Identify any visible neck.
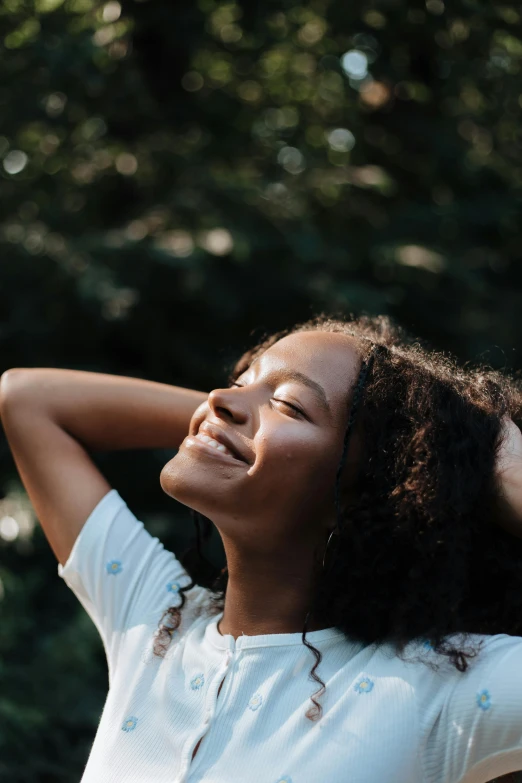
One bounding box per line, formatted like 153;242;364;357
216;543;328;640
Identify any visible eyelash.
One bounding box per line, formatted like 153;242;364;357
230;382;303;416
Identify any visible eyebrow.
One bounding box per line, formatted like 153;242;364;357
249;360;332;417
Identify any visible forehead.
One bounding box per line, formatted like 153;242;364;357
255;330;363;409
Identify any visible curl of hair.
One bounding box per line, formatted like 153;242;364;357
154;313;522;722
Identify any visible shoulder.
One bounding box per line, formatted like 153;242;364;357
365;633;521;711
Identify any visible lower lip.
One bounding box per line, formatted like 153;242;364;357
183;436;247;466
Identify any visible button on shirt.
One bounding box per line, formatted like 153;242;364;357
58;489;522;783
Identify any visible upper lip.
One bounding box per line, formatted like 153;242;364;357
197;422;251;464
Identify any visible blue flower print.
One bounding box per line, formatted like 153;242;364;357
477;689;491;711
122;715;138;732
275;777;293;783
106;559;123;575
166;580;181;594
248;693;263;711
191;673;205;690
354;675;374;694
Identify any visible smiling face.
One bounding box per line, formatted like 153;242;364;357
160;330;363;555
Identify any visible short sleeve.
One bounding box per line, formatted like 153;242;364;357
57;489;207;673
424;635;522;782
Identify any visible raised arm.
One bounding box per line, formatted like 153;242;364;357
0;368;206;565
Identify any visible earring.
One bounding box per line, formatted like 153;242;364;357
322;528;339;570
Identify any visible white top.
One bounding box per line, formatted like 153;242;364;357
58;489;522;783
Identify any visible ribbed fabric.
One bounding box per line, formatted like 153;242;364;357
58;489;522;783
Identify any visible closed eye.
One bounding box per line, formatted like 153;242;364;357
271;399;303;416
230;382;304;417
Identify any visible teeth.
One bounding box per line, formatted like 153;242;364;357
196;432;232;456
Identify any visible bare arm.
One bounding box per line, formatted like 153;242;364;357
0;368;207;565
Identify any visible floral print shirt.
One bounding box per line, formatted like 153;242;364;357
58;489;522;783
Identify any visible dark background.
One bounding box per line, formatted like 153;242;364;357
1;0;522;780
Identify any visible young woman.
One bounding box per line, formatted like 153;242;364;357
2;313;522;783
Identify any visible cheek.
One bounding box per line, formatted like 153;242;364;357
253;424;337;489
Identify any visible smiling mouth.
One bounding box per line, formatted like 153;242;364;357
195;432;235;456
185;433;247;464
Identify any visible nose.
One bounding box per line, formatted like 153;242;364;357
207;387;249;424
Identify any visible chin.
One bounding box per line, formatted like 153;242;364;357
158;452;219;517
160;452;194;502
160;453;252;537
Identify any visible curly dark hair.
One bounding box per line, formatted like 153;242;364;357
153;312;522;722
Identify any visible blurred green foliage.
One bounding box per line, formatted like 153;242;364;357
1;0;522;779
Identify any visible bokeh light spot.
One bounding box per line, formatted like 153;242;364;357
341;50;368;80
326;128;355;152
44;92;67;117
277;146;305;174
426;0;445;15
199;228;234;255
115;153;138;175
155;230;194;257
102;1;121;22
396;245;445;273
0;516;19;542
360;81;391;108
3;150;28;175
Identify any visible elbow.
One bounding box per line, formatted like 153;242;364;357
0;368;36;415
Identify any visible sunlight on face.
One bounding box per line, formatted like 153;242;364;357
160;331;363;553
